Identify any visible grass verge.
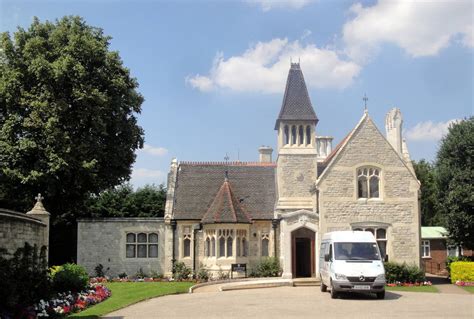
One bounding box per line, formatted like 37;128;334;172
385;285;438;293
461;286;474;293
68;282;194;318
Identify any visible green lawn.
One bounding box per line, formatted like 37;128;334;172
385;285;438;293
68;282;194;318
461;286;474;293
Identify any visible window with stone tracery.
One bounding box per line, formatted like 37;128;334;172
236;230;248;257
261;233;270;257
357;167;380;199
182;226;191;258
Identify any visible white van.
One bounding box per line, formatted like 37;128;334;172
319;231;386;299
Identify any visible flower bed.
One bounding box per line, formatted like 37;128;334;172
455;280;474;287
31;283;111;318
386;281;432;287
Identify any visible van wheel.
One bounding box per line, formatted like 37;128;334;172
330;280;338;299
320;278;327;292
376;291;385;299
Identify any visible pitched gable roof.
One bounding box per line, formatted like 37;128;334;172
201;178;252;224
172;162;276;220
317;112;419;185
275;63;318;129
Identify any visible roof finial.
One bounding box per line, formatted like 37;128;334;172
35;193;44;203
224;153;230;181
363;94;368;113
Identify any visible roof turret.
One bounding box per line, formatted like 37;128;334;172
275;62;318;129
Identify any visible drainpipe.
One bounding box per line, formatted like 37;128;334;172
272;219;280;258
171;219;177;275
192;223;203;278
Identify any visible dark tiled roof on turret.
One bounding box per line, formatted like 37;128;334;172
201;177;252;224
275;63;318;129
172;162;276;221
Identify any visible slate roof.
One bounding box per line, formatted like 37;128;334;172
172;162;276;221
201;178;252;224
275;63;318;129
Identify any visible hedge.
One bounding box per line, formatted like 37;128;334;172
450;261;474;283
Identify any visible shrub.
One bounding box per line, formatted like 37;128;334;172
384;262;425;283
197;266;211;281
217;267;229;280
134;267;148;279
250;257;281;277
446;256;474;277
118;272;128;279
450;261;474;283
173;262;192;281
0;243;50;313
94;263;109;277
52;263;89;293
150;270;164;279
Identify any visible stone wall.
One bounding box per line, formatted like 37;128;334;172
277;154;317;198
318;116;421;266
77;218;166;277
0;209;48;254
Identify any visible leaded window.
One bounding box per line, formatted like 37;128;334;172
357;167;380;198
125;232;158;258
261;233;270;257
183;226;192;258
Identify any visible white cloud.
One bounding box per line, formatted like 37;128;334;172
131;168;166;187
246;0;314;11
343;0;474;62
186;38;361;93
139;144;168;156
405;119;458;142
301;29;312;40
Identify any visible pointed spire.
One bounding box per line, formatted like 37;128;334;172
275;62;318;130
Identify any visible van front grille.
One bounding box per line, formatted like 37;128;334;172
347;276;376;283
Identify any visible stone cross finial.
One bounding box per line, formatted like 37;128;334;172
363;94;368;112
35;193;44;202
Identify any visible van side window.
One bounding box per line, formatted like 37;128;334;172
328;244;333;261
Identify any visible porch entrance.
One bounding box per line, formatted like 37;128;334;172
291;227;315;278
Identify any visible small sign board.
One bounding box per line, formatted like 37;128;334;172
231;263;247;278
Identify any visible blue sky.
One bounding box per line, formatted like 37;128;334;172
1;0;472;187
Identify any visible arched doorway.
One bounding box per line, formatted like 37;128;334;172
291;227;315;278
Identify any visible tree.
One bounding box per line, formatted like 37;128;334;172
412;159;441;226
0;16;144;263
436;117;473;250
85;184;166;218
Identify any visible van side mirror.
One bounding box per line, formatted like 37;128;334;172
324;253;330;262
384;254;389;262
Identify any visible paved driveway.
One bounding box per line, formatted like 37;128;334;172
104;286;473;319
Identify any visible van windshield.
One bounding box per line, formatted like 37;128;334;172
334;242;380;261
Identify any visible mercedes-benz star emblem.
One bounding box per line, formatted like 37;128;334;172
359;275;365;281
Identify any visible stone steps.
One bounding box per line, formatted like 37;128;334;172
292;278;321;287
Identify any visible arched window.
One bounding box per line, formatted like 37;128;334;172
236;237;241;257
227;237;233;257
357;167;380;198
261;237;269;257
182;226;192;258
148;233;158;258
183;238;191;257
205;237;211;257
211;237;216;257
137;233;147;258
291;125;297;145
242;238;247;257
219;237;226;257
298;125;304;145
306;126;311;146
126;233;136;258
284;125;289;145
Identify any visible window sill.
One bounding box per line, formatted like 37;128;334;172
422;256;432;259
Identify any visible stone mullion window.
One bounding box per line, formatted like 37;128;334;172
182;226;192;258
261;233;270;257
357;167;380;199
125;232;158;258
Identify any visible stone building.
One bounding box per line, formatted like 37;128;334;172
77;63;421;278
0;194;50;261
